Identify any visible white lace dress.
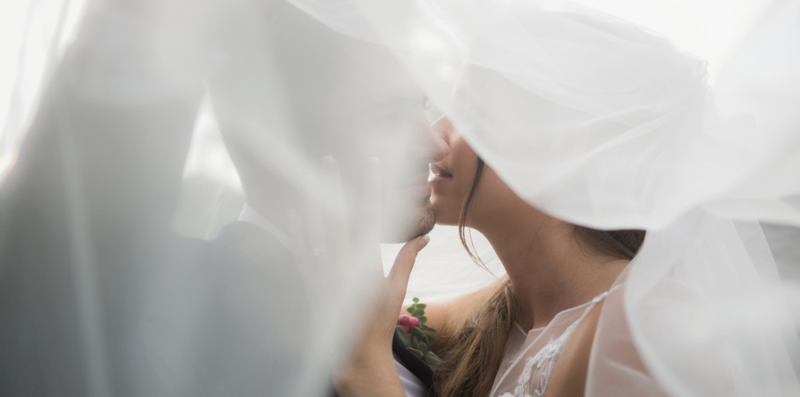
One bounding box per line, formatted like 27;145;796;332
489;292;610;397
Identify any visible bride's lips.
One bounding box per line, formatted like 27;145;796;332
429;163;453;183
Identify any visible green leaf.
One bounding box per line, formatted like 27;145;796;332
422;351;441;370
413;297;420;303
424;351;442;364
409;348;424;358
416;303;426;309
406;307;415;315
425;334;438;346
413;310;424;318
411;327;425;339
411;336;419;350
419;342;429;354
420;316;428;324
395;326;412;346
421;325;437;333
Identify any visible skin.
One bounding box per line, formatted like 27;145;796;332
98;3;618;395
214;40;448;243
429;116;628;395
343;116;629;396
325;46;448;241
280;52;448;396
205;15;449;396
427;116;628;329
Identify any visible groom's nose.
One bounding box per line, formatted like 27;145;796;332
413;121;449;163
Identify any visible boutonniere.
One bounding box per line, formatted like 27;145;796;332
395;297;442;369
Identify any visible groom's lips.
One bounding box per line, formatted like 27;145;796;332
408;172;432;198
429;163;452;183
410;181;433;198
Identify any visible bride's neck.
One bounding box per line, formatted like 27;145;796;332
475;207;627;331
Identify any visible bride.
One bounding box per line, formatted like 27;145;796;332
328;1;800;396
424;116;645;397
2;0;795;395
337;114;649;397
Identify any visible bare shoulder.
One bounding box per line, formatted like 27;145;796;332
545;300;605;397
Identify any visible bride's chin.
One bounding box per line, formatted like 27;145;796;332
430;198;460;226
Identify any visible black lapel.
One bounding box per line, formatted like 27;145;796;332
392;332;435;392
216;221;436;396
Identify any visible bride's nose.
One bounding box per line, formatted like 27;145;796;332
413;117;450;163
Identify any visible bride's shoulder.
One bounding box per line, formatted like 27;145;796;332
545;299;606;397
406;282;499;339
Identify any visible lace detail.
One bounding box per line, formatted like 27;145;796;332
500;292;608;397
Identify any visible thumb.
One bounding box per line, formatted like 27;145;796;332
388;235;430;285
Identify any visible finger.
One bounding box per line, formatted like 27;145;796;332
387;235;430;291
288;209;313;287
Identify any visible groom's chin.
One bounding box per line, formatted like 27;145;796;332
379;203;436;243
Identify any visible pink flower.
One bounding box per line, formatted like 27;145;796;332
398;315;411;333
409;317;420;329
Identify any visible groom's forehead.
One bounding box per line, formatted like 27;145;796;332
260;0;424;121
272;35;420;114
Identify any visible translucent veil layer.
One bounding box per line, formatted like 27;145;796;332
1;1;799;397
0;0;435;395
288;0;800;395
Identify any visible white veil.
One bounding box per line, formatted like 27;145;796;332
1;0;799;396
288;0;800;395
0;0;432;395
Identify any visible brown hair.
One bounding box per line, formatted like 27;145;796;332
433;158;645;397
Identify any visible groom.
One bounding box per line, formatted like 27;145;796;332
0;0;444;396
207;1;448;396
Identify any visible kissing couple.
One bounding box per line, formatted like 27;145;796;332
203;5;647;397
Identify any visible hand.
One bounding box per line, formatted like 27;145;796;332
288;156;430;396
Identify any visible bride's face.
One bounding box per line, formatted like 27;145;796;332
429;116;518;227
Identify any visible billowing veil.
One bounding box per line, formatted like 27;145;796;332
1;1;799;397
287;0;800;396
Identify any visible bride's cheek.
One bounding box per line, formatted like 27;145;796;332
430;191;458;225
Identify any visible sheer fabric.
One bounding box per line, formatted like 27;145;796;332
290;0;800;395
0;0;430;395
1;0;799;396
491;292;610;397
0;0;87;183
290;0;800;230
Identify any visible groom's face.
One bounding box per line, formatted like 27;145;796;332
324;45;449;243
